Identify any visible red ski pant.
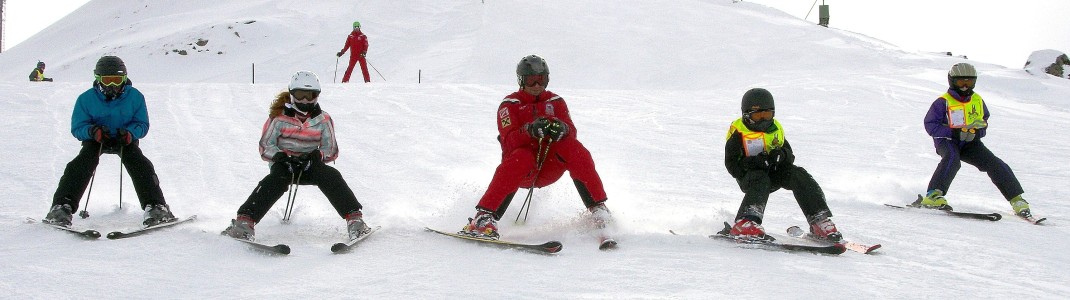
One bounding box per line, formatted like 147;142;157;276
342;56;370;83
477;138;607;214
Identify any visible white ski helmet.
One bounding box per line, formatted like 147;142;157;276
288;70;321;92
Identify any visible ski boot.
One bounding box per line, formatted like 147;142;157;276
461;209;499;240
917;189;950;210
221;215;256;241
43;204;74;227
345;211;372;240
729;218;768;241
1010;195;1032;219
809;217;842;242
588;203;613;229
143;204;177;227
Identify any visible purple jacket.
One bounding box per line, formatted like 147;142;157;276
923;89;990;147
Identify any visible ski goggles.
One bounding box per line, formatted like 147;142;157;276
953;77;976;89
745;109;774;121
521;74;548;87
96;75;127;87
290;89;320;102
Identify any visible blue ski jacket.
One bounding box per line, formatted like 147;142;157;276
70;83;150;141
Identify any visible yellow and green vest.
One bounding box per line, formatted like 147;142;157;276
941;93;984;129
726;118;785;157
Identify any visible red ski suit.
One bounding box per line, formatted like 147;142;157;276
339;29;370;83
476;90;608;213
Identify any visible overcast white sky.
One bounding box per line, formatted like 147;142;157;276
2;0;1068;68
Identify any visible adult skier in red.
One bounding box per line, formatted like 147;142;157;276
336;21;370;83
460;55;612;240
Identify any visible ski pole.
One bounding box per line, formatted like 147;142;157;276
333;56;340;83
118;144;124;210
515;138;552;224
283;169;304;223
78;143;105;219
368;60;386;81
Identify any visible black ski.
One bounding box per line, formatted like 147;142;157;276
710;222;846;255
885;201;1001;221
598;236;618;250
28;217;101;239
786;226;881;254
231;237;291;255
331;226;381;253
425;227;563;254
106;215;198;239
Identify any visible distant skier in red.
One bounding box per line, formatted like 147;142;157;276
336;21;370;83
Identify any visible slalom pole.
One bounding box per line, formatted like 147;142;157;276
515;138;552;224
333;56;340;83
78;143;105;219
368;60;386;81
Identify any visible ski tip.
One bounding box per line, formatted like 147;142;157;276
105;231;123;239
85;230;103;239
541;241;564;253
864;244;883;254
330;243;348;253
599;239;618;251
988;213;1003;221
274;245;291;255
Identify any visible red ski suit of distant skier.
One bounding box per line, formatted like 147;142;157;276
339;29;370;83
476;90;608;212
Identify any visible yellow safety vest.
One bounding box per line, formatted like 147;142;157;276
941;93;984;129
726;118;785;157
33;70;44;81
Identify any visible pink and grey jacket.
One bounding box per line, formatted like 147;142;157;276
259;109;339;166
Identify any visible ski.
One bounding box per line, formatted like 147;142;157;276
425;227;563;254
598;236;618;250
28;217;101;239
331;226;381;253
231;237;291;255
106;215;198;239
885;200;1002;221
786;226;881;254
1017;214;1047;225
709;222;846;255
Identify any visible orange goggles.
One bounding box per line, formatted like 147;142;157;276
522;74;548;87
954;77;975;88
96;75;127;87
746;109;774;121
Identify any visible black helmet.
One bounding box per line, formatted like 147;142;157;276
94;56;127;76
946;63;977;97
516;55;549;86
741;88;775;131
37;61;46;69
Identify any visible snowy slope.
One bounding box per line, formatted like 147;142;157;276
2;0;1070;298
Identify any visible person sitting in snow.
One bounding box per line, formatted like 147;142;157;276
222;70;372;241
43;56;177;227
724;88;841;242
460;55;612;240
29;61;53;82
916;63;1035;219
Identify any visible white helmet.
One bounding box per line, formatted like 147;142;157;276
288;70;321;92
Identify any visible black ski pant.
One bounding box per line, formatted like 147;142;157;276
237;159;362;223
733;165;830;224
52;141;167;211
926;139;1023;200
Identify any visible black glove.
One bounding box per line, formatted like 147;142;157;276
272;152;310;173
44;78;54;82
116;128;133;146
741;154;771;171
336;51;344;57
526;118;552;139
546;119;569;141
90;125;110;144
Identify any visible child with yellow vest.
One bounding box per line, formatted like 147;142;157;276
724;88;841;242
917;63;1035;220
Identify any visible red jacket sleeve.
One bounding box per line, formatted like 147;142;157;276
497;100;532;152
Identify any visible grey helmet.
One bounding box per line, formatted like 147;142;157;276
741;88;775;131
947;63;977;97
516;55;549;86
